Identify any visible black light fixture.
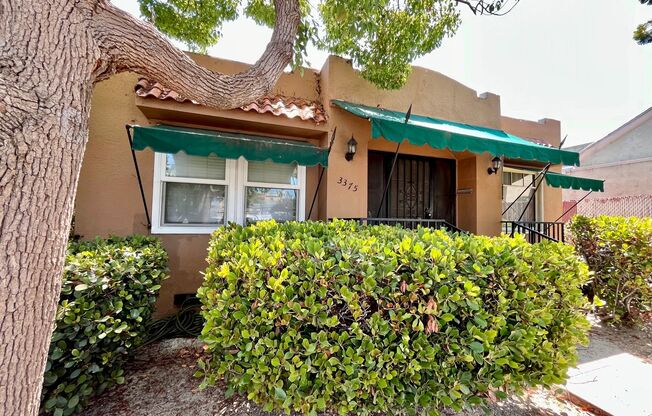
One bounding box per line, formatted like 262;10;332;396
345;136;357;161
488;156;502;175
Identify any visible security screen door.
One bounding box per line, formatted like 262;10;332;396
368;151;456;224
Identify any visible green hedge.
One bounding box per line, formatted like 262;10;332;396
570;215;652;322
197;220;590;415
41;236;168;415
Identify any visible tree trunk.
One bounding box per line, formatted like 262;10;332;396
0;1;96;414
0;0;299;413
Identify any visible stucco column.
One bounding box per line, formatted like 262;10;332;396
475;153;503;236
325;120;369;219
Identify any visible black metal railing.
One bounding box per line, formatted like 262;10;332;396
341;218;463;234
502;221;565;243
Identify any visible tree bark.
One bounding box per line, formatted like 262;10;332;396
0;1;98;415
91;0;301;108
0;0;300;414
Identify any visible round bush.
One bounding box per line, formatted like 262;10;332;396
570;215;652;322
41;236;168;415
198;220;589;415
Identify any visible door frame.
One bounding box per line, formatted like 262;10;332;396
367;150;458;225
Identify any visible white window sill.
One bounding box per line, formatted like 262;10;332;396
150;225;221;235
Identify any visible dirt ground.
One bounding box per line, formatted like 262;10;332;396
584;313;652;363
81;316;652;416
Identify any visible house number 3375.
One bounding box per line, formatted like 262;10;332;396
337;177;358;192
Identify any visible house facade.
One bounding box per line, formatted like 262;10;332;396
75;53;578;315
563;107;652;218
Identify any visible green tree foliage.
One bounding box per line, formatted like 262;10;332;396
198;220;590;415
41;236;168;415
635;0;652;44
570;215;652;323
137;0;517;89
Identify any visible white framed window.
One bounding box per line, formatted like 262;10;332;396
501;166;544;223
151;153;306;234
236;159;306;225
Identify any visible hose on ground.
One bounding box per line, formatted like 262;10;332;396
141;298;204;347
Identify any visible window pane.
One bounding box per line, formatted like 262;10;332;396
245;187;297;224
164;182;225;225
502;172;510;185
247;160;297;184
510;173;524;186
165;153;226;180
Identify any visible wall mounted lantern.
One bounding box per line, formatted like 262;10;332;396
487;156;502;175
345;136;358;161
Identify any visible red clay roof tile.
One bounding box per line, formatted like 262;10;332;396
134;78;326;124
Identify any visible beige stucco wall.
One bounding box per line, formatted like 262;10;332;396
190;53;322;102
77;67;325;316
76;53;563;316
501;116;561;148
319;56;508;235
564;160;652;201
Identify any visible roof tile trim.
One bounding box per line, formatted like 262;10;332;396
134;79;326;124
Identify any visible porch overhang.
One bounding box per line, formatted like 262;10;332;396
544;172;604;192
130;124;329;167
332;100;580;167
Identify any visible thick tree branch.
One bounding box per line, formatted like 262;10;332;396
90;0;300;109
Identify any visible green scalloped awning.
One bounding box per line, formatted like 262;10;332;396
544;172;604;192
332;100;580;166
130;125;328;167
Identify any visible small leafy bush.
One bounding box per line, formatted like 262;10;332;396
198;220;590;415
41;236;168;415
570;215;652;322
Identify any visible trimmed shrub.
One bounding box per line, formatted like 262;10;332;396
198;220;590;415
570;215;652;322
41;236;168;415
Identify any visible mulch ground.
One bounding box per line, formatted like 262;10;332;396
82;316;652;416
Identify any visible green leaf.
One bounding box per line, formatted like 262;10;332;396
274;387;287;401
441;313;455;322
67;395;79;409
469;342;484;354
316;397;326;410
438;286;449;297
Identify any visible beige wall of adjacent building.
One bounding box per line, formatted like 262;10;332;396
564;109;652;201
76;54;564;316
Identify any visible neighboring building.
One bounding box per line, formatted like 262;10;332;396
563;107;652;218
75;53;581;315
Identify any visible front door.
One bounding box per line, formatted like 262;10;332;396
368;151;456;224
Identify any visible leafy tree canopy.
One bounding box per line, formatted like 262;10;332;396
635;0;652;45
138;0;517;89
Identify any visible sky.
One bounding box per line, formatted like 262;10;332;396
113;0;652;147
